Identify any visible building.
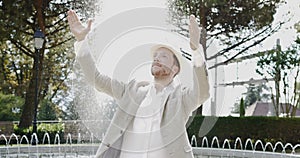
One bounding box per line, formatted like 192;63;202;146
245;102;300;117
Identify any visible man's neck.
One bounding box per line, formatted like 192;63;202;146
154;76;173;93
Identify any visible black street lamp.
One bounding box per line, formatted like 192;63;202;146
32;29;44;145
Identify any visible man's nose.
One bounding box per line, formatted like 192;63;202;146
154;56;160;62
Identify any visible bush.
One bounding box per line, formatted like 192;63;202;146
14;122;64;144
0;93;24;121
187;116;300;150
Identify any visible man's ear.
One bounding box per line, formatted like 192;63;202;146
172;65;179;76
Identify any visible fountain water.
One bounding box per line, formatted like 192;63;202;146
1;132;300;157
254;139;264;151
42;133;51;145
0;131;99;157
201;136;209;148
222;139;231;149
211;136;220;148
244;138;254;150
191;135;198;147
191;135;300;157
234;137;243;150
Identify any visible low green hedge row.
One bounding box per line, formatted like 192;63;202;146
12;123;64;144
187;116;300;147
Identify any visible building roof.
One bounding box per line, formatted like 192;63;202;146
245;102;300;117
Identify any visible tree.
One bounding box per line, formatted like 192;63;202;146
0;92;24;121
285;38;300;117
62;100;79;120
291;81;300;116
295;21;300;33
244;84;271;107
169;0;284;115
0;0;100;128
168;0;284;68
231;84;270;114
256;38;300;117
38;99;61;120
239;97;245;117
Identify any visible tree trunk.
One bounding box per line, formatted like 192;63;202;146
19;63;37;128
19;50;44;128
19;0;46;128
291;96;300;117
273;50;281;117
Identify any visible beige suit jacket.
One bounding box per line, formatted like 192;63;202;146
75;39;210;158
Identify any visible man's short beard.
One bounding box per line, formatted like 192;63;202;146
151;67;171;77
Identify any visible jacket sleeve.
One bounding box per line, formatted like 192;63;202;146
182;47;210;116
74;39;126;100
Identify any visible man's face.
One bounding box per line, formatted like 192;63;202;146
151;47;178;78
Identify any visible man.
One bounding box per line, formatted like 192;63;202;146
67;9;210;158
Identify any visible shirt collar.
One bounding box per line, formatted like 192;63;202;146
149;81;175;96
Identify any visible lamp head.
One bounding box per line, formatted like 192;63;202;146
34;29;45;49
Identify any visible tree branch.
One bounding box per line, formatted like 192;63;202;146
46;24;68;36
9;38;34;58
223;49;277;63
208;23;282;69
45;14;67;28
207;26;272;61
11;61;21;85
50;62;74;101
46;37;73;49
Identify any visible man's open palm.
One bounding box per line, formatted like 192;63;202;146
67;10;92;41
189;15;200;50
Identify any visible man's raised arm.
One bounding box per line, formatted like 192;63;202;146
182;15;210;115
67;10;126;100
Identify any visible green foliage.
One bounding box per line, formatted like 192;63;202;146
232;84;270;114
0;92;24;121
0;0;101;127
14;122;64;144
187;116;300;149
295;21;300;33
244;84;271;107
38;99;62;120
169;0;282;34
256;38;300;78
14;122;64;135
62;100;79;120
168;0;284;63
37;122;64;134
256;39;300;116
239;98;245;117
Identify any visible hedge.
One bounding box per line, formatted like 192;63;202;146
12;123;64;144
187;116;300;148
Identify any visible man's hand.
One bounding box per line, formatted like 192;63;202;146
67;10;92;41
189;15;200;50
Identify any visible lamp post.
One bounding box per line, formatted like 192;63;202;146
32;29;44;145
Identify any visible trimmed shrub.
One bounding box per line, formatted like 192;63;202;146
187;116;300;149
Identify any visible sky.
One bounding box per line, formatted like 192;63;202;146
220;0;300;116
88;0;300;116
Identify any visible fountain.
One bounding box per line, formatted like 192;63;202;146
191;135;300;158
0;131;99;157
1;133;300;157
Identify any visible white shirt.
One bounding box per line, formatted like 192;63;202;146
120;83;174;158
